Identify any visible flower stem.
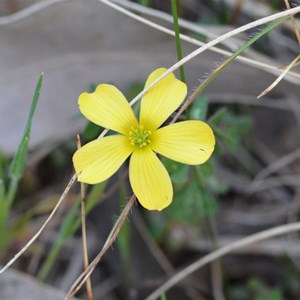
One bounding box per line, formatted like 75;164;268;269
171;0;186;83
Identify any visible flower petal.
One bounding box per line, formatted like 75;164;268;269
129;147;173;211
151;120;215;164
73;135;134;184
79;84;138;135
140;68;187;131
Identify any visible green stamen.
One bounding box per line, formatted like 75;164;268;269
128;125;152;149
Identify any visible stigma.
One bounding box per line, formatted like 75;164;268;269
128;125;152;149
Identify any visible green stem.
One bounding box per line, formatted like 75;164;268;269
160;293;167;300
5;178;18;212
0;178;18;228
171;0;186;83
117;181;132;297
0;161;5;204
37;239;65;281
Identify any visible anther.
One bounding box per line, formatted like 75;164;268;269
128;125;152;149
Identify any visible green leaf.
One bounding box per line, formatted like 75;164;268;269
196;181;219;217
168;179;218;222
145;208;169;241
263;290;283;300
117;218;131;266
9;73;43;180
82;121;102;141
208;107;228;125
190;96;208;120
199;161;228;195
210;110;253;154
0;74;43;228
160;157;189;188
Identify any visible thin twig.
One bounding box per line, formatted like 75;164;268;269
77;135;93;300
257;54;300;98
284;0;300;44
145;222;300;300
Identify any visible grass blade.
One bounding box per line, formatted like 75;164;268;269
9;73;44;181
0;73;44;228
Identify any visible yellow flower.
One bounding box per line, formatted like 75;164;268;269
73;68;215;211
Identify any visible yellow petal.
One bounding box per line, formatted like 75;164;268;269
79;84;138;135
151;120;215;165
73;135;134;184
140;68;187;131
129;147;173;211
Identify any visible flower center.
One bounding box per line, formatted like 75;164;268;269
128;125;152;149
